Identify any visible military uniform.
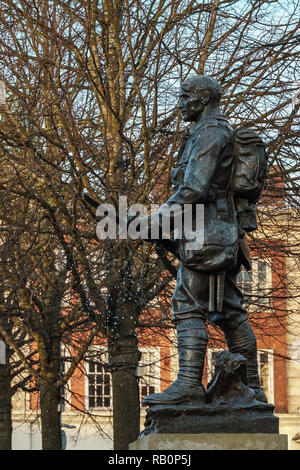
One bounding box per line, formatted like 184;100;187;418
143;112;266;405
167;112;250;329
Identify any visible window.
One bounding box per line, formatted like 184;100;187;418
85;351;112;409
87;361;111;408
257;349;274;403
207;348;223;383
60;346;72;411
138;347;161;407
237;259;271;308
237;268;253;301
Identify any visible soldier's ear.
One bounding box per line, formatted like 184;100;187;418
201;90;210;105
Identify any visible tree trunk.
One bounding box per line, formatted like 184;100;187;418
109;305;141;450
39;377;62;450
0;359;12;450
111;352;141;450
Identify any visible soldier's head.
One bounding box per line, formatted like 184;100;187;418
178;75;222;122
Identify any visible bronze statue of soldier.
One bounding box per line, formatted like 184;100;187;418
142;75;268;406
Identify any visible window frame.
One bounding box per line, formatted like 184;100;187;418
84;347;112;412
60;345;72;412
138;346;161;407
257;348;274;403
206;348;224;384
237;258;272;310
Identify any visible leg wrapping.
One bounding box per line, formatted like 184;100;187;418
224;320;260;389
176;318;208;386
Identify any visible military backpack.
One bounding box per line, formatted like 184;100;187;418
231;128;269;232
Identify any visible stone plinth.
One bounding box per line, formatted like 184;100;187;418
129;433;288;450
137;351;284;450
142;400;279;435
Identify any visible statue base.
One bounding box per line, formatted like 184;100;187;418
141;400;279;436
138;351;281;448
129;433;288;450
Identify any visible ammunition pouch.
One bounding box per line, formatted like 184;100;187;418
235;197;258;233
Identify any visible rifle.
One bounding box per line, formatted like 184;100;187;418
82;193;178;278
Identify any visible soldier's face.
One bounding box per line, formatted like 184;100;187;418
178;88;207;122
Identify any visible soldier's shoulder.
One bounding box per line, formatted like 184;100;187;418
190;119;219;137
202;118;219;130
197;118;219;129
196;115;232;132
215;115;233;132
191;117;232;149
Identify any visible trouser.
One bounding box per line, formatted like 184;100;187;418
172;263;261;389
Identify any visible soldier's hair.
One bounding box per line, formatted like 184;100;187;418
181;75;222;103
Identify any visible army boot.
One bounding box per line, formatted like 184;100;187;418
143;318;207;406
224;320;267;403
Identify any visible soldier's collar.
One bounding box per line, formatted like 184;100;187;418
187;119;210;135
187;113;229;135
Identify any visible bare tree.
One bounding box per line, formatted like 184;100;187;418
0;0;299;450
